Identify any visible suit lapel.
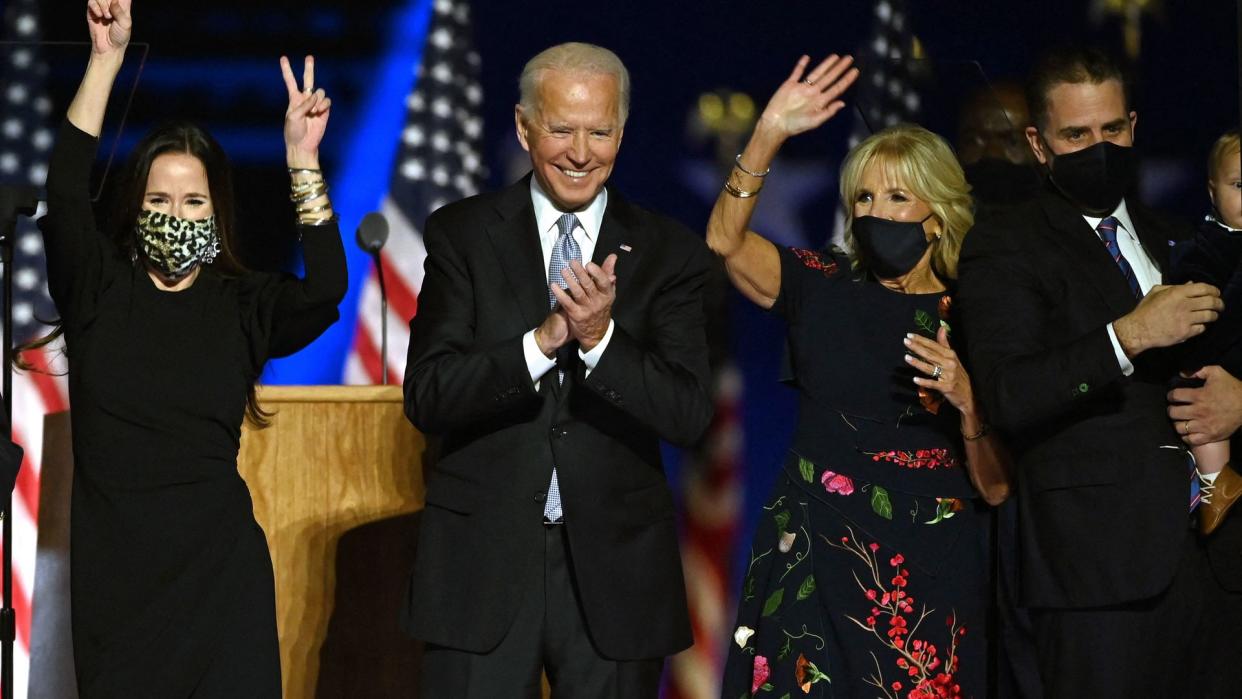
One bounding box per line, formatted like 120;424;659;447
485;176;548;329
1127;203;1172;275
593;188;643;308
1034;188;1139;318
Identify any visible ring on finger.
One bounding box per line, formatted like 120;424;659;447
801;78;815;85
931;365;943;380
1183;419;1192;436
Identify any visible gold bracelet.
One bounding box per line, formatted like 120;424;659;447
298;214;337;227
723;178;761;198
733;154;770;178
287;167;323;175
296;202;334;216
291;184;328;204
962;423;989;441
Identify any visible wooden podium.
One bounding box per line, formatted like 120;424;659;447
239;385;425;699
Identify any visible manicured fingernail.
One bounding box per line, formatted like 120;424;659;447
904;354;913;363
902;337;912;346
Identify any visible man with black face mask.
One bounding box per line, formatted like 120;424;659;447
957;47;1231;696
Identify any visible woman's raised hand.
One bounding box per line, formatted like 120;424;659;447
86;0;131;57
281;56;332;168
757;54;859;139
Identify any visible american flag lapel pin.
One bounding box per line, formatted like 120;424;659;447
619;244;632;252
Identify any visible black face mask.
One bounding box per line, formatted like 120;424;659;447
852;214;935;279
1046;140;1138;215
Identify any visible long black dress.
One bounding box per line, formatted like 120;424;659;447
721;247;988;699
41;121;347;697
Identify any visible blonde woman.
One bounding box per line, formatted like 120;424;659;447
711;55;1008;698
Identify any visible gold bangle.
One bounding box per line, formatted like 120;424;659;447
723;178;761;198
287;167;323;175
733;154;770;178
298;214;337;227
291;185;328;204
296;202;334;216
962;423;989;441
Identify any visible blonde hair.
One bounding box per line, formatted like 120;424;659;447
839;124;974;279
518;42;630;126
1209;129;1240;181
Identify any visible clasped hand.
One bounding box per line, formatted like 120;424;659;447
535;255;618;356
903;326;977;416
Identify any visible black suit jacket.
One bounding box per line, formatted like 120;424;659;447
401;176;713;659
958;185;1192;609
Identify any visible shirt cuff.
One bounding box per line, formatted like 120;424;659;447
578;320;615;377
1106;322;1135;376
523;329;558;385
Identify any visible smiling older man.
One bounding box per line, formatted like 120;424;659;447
401;42;713;698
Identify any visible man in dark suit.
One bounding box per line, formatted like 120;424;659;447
957;47;1228;696
401;42;713;698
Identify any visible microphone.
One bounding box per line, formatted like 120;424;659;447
355;212;391;385
355;211;389;253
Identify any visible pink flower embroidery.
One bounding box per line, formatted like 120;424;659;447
752;654;771;693
821;470;856;496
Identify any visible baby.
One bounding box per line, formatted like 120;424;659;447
1168;128;1242;534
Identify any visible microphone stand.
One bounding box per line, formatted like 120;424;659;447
371;251;388;385
0;185;37;699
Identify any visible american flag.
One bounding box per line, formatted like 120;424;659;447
666;364;743;699
834;0;922;246
344;0;485;385
0;1;70;696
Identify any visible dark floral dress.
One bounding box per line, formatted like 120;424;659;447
721;248;989;699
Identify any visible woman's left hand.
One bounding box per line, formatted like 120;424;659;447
905;326;976;415
280;55;332;168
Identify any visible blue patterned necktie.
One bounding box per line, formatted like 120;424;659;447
1189;452;1201;513
1095;217;1142;298
542;213;580;522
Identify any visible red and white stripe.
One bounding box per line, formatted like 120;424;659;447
4;341;70;699
345;196;426;386
667;364;744;699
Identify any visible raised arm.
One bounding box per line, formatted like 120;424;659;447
262;56;347;358
69;0;131;136
705;54;857;309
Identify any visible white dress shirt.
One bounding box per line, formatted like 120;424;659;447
1086;199;1162;376
521;177;616;386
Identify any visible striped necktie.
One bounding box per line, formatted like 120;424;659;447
1095;216;1142;298
542;213;580;522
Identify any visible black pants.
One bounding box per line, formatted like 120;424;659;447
1031;532;1229;698
419;525;663;699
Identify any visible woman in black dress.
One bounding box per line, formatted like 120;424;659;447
46;2;345;695
709;55;1009;698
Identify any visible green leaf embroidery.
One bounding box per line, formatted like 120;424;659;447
760;683;774;692
871;485;893;520
914;309;936;335
777;636;792;662
797;574;817;601
743;575;756;601
926;498;958;525
798;457;815;483
773;509;791;533
761;588;785;617
778;694;792;699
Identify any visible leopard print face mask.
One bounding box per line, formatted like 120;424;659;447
134;210;220;279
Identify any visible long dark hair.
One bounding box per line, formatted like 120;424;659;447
20;121;272;427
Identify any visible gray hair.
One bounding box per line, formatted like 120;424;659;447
518;42;630;126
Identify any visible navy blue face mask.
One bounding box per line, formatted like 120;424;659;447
852;213;936;279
